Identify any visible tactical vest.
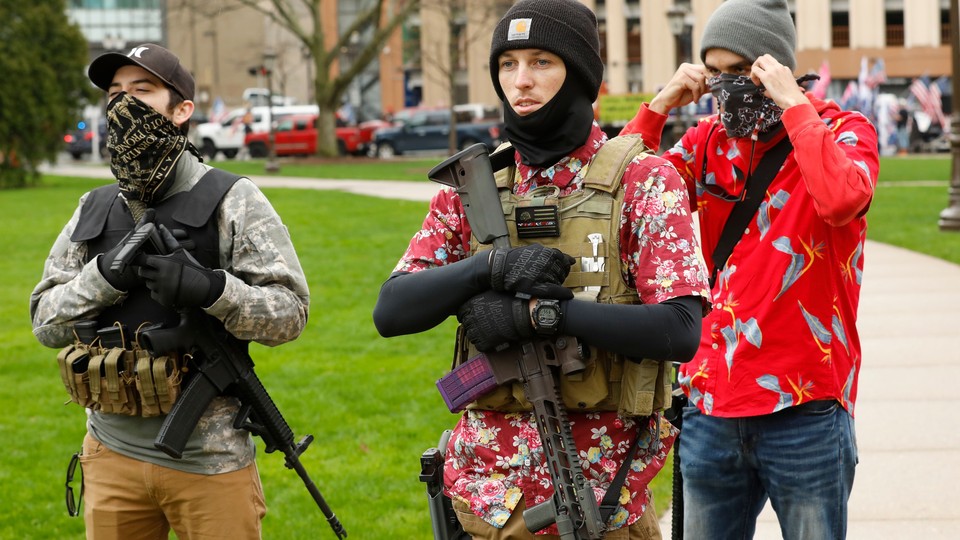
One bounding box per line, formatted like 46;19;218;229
57;169;242;417
72;169;239;332
454;135;672;417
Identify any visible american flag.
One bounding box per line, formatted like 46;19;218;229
809;60;831;99
930;76;950;133
209;97;228;124
864;58;887;89
840;81;859;110
910;76;948;130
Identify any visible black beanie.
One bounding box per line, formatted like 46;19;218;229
699;0;797;71
489;0;603;101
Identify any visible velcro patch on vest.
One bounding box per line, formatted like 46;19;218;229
515;205;560;238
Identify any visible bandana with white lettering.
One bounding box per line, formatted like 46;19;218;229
106;92;188;205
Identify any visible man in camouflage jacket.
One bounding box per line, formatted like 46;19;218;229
30;43;309;539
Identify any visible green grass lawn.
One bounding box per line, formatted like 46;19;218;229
213;157;442;182
1;153;956;538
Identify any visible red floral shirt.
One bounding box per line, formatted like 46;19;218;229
393;124;710;532
621;96;879;418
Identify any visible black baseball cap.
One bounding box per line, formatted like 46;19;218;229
88;43;195;101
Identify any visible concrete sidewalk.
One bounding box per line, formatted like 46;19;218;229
659;242;960;539
44;161;960;538
39;161;445;202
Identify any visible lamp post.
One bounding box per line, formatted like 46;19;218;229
263;51;280;174
939;0;960;231
667;1;692;147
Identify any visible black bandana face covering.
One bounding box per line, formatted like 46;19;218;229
708;74;783;139
106;92;188;205
503;77;595;168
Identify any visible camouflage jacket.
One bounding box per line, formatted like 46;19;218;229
29;153;310;474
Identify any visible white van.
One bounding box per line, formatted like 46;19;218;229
194;104;319;159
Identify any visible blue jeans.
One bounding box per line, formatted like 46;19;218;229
678;400;857;540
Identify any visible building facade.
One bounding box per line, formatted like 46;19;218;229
66;0;952;120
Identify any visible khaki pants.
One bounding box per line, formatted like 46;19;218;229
452;494;663;540
79;432;266;540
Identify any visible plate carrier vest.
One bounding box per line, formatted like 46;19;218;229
56;169;244;417
453;135;672;417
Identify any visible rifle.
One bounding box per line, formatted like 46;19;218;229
113;221;347;539
428;144;605;540
663;363;686;540
419;430;470;540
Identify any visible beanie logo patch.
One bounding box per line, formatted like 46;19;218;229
507;18;532;41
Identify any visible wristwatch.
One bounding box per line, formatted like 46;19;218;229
532;299;562;335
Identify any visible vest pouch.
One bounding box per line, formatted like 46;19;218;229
558;356;609;412
134;350;182;417
57;344;96;408
618;359;672;417
467;384;527;412
135;350;161;417
152;355;181;415
97;348;139;416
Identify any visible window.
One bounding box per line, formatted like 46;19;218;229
942;8;951;45
831;11;850;48
886;10;904;47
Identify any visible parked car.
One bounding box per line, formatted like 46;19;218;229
244;114;385;157
63;121;108;160
371;108;502;158
453;102;502;122
194;105;320;159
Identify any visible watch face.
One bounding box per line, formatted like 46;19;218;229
535;301;561;333
537;306;559;325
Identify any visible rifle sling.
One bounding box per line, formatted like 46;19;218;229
709;136;793;289
598;431;642;523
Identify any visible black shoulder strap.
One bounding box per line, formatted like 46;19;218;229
71;184;121;242
171;168;243;227
709;136;793;289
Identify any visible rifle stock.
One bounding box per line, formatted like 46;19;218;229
428;143;511;251
428;145;605;540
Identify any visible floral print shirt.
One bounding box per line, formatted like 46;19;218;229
393;123;710;532
621;96;879;418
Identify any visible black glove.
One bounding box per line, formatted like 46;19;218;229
136;226;225;309
489;244;575;300
98;238;141;290
457;291;534;352
97;210;158;291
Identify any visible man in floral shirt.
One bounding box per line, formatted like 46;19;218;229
619;0;879;538
374;1;709;538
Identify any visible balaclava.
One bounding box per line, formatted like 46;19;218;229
489;0;602;167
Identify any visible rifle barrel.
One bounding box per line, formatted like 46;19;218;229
287;454;347;538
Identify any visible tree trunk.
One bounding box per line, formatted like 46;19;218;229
316;104;340;157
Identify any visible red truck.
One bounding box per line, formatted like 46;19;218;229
244;114;388;157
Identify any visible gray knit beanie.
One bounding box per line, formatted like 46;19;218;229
699;0;797;71
489;0;603;101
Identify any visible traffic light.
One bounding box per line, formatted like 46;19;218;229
248;65;271;77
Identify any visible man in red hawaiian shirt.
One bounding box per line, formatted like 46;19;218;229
374;1;709;538
619;0;880;538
